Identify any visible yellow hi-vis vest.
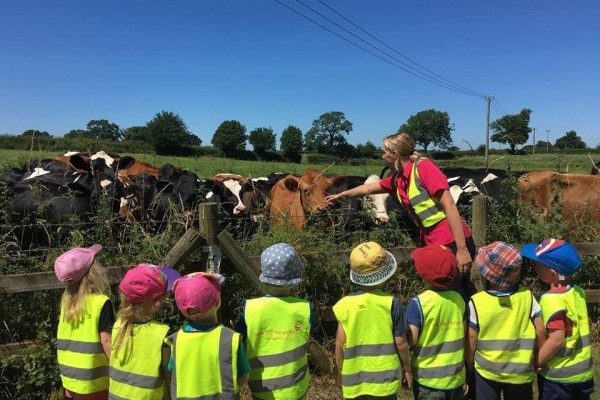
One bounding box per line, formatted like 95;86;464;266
108;319;169;400
406;158;446;228
412;290;465;390
471;287;536;384
539;285;593;384
167;325;240;400
56;293;110;394
333;290;402;398
245;297;310;400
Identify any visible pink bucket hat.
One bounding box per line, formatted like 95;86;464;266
54;244;102;284
119;264;170;303
173;272;224;316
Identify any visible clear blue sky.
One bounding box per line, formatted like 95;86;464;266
2;1;599;150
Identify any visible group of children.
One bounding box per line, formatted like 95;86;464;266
54;238;594;400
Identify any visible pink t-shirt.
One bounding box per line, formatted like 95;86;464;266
379;158;471;246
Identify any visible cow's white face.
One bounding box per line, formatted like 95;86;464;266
91;151;115;168
222;179;245;214
363;175;389;224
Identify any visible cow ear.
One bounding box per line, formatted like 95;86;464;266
69;155;92;172
284;176;300;192
117;156;136;170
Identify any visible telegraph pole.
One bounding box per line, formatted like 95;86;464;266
532;127;536;156
546;129;551;152
485;96;492;169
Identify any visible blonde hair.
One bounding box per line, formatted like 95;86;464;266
112;291;165;362
382;132;423;170
60;260;110;324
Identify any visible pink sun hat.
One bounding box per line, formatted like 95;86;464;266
54;244;102;284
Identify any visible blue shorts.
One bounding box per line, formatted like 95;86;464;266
537;375;594;400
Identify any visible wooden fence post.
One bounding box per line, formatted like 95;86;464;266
198;202;221;273
217;230;333;375
470;196;488;292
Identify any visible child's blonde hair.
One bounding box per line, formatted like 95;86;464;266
60;260;110;324
112;291;165;361
382;132;423;170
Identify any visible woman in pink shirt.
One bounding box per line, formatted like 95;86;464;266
325;132;475;295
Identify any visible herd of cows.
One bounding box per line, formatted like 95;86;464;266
0;151;599;249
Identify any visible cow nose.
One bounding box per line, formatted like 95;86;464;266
233;204;246;214
377;215;390;224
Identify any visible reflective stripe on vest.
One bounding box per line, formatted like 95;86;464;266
56;293;110;394
411;290;465;389
407;158;446;228
108;319;169;399
333;290;401;398
245;297;310;400
168;325;240;399
471;287;535;384
539;285;594;383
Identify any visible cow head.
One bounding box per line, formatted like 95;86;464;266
291;169;347;217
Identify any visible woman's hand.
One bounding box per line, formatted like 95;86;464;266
456;246;472;275
324;193;343;206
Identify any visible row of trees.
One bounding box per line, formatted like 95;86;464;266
15;108;594;159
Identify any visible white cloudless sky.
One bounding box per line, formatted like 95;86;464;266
2;0;599;150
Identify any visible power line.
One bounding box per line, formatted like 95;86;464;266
492;98;508;115
273;0;488;98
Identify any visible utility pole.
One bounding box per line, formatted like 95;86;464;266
546;129;551;153
485;96;492;169
532;127;536;156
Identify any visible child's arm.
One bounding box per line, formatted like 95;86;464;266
406;324;419;347
394;334;413;389
334;323;346;385
100;331;111;358
533;315;547;352
537;328;565;368
161;345;172;387
466;326;478;371
237;373;249;387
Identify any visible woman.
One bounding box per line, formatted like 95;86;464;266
325;132;475;294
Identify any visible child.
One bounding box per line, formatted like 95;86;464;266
166;272;250;399
234;242;312;400
407;244;467;399
55;244;113;400
522;238;595;399
109;264;178;400
333;241;412;399
467;241;546;400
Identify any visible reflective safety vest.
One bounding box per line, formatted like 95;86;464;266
245;297;310;400
167;325;240;399
333;290;402;398
406;158;446;228
471;287;536;384
539;285;593;384
412;290;465;390
108;319;169;400
56;293;110;394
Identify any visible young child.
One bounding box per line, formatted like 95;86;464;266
407;244;467;399
166;272;250;399
109;263;178;400
467;241;546;400
522;238;595;399
55;244;113;400
234;242;312;400
333;241;412;399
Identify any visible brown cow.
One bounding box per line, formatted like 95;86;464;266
269;168;346;230
517;171;600;231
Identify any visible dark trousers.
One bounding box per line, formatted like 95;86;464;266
475;371;533;400
537;375;594;400
413;383;465;399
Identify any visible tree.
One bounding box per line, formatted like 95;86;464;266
64;129;91;139
211;120;247;156
398;109;453;153
355;141;379;158
305;111;353;155
554;130;587;149
122;126;148;142
490;108;532;153
145;111;201;155
248;127;276;153
86;119;122;141
20;129;51;138
280;125;303;162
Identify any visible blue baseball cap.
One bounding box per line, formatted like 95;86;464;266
521;238;582;276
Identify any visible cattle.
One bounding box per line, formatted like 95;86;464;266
517;171;600;231
592;161;600;175
363;175;390;224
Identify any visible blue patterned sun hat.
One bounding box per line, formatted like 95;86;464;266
260;243;303;286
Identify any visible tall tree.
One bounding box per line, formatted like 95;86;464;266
280;125;303;162
64;129;91;139
212;120;247;156
145;111;201;155
248;127;276;153
86;119;122;141
490;108;532;152
122;126;148;141
554;130;587;149
19;129;51;138
305;111;353;155
355;141;379;158
398;109;453;153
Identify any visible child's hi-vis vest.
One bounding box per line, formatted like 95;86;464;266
333;291;402;398
56;293;110;394
166;325;240;399
245;297;311;400
109;319;169;400
412;289;465;390
471;287;536;384
405;158;446;227
539;285;593;384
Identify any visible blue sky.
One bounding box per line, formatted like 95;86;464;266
2;1;599;150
